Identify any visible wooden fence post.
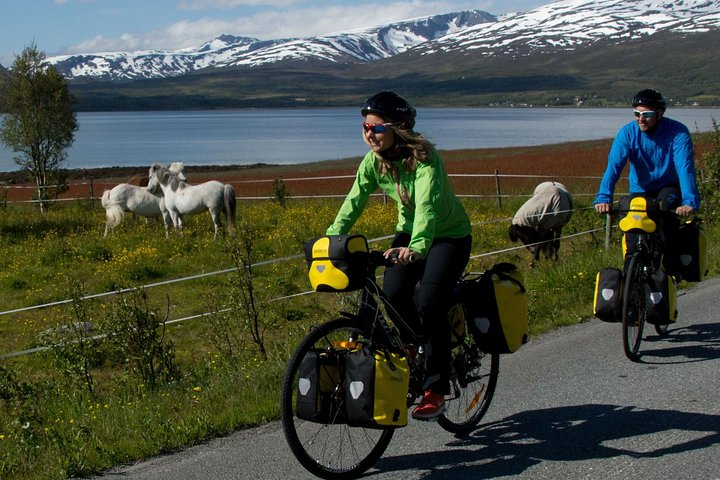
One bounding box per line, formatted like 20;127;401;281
604;213;612;251
494;169;502;208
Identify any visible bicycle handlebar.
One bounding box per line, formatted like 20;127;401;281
368;250;417;270
602;207;681;216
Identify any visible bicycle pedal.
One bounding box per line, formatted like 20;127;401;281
412;415;440;423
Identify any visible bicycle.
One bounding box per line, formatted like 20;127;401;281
613;196;677;361
280;243;501;479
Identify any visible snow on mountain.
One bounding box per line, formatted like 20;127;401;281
45;1;720;81
419;0;720;57
47;10;494;81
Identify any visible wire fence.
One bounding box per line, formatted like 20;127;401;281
0;171;614;205
0;201;606;360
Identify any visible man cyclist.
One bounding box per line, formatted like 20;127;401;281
594;88;700;275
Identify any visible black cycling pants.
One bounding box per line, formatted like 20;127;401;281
382;233;472;395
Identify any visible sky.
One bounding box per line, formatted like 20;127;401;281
0;0;550;66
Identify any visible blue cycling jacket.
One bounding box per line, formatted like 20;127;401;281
594;116;700;209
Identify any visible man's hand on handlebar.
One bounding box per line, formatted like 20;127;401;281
384;247;418;265
595;201;695;218
675;205;695;218
595;203;612;214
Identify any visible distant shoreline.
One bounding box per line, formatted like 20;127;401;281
0;162;298;184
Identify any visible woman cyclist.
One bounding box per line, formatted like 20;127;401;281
326;91;472;420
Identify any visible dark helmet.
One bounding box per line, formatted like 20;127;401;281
631;89;667;111
361;91;416;129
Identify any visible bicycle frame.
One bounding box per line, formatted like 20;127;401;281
616;198;663;360
344;251;428;398
355;253;421;341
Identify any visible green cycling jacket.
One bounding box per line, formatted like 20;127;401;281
326;149;471;257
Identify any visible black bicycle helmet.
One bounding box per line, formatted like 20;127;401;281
631;89;667;111
361;91;416;129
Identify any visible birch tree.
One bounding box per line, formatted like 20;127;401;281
0;44;77;213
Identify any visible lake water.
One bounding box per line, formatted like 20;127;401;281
1;107;719;172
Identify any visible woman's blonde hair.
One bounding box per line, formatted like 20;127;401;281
374;127;435;176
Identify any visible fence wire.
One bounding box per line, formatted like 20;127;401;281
0;204;608;360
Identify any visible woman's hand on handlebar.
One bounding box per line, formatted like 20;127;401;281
384;247;418;265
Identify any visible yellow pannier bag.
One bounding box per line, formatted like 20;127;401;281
304;235;369;292
676;217;709;282
593;267;623;322
459;263;529;354
296;348;346;423
646;269;678;325
344;346;409;428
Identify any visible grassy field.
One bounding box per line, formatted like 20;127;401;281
0;135;718;479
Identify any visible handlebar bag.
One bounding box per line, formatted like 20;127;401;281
645;269;678;325
676;217;708;282
617;196;659;234
304;234;369;292
296;348;347;424
460;263;529;354
344;346;409;428
593;267;623;322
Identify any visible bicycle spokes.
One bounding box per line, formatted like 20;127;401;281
465;384;486;414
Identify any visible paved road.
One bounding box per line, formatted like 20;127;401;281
87;277;720;480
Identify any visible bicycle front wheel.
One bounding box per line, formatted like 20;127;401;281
622;255;646;361
438;333;499;434
280;317;394;480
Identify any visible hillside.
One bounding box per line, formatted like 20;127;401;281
48;0;720;110
68;29;720;111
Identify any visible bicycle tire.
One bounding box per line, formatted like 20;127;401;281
280;317;394;480
437;333;499;434
622;255;646;361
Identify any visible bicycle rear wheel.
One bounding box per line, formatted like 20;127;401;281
438;333;499;434
280;317;394;480
622;255;647;361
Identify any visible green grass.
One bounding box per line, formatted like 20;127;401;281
0;182;718;479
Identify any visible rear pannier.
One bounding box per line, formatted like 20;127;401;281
459;263;529;354
594;267;623;322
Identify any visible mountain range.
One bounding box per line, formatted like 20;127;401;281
25;0;720;109
47;10;496;81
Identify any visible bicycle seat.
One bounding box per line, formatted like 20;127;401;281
618;197;657;233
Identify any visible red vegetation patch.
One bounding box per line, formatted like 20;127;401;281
6;137;710;203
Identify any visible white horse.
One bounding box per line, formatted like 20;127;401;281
147;162;236;237
101;162;186;237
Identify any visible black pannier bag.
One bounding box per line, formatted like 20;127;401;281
296;349;346;424
344;345;409;428
645;269;678;325
304;234;369;292
459;263;529;354
676;217;708;282
593;267;623;322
